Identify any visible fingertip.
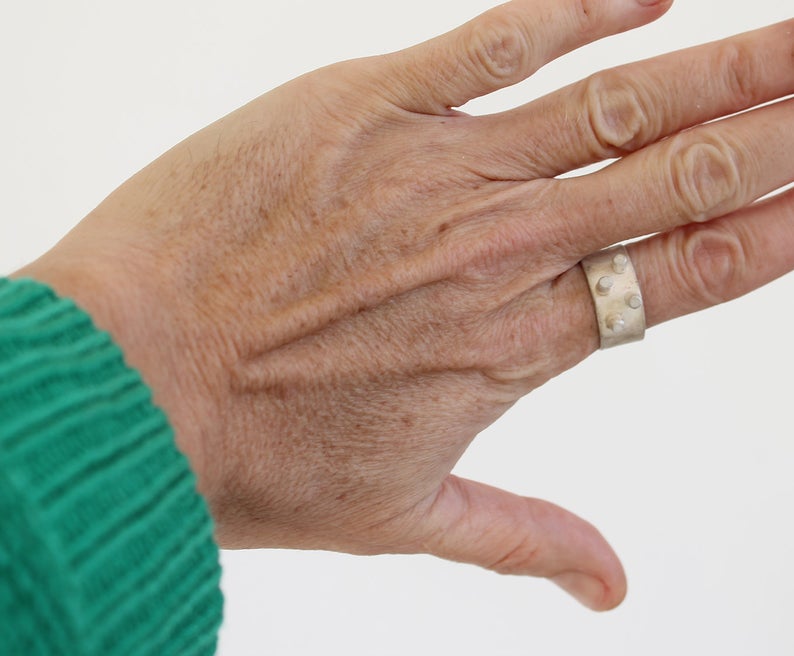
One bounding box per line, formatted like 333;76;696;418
551;569;627;611
596;569;628;611
614;0;674;34
549;533;627;610
633;0;675;20
635;0;673;8
551;571;607;609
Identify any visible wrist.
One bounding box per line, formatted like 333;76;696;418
12;227;219;508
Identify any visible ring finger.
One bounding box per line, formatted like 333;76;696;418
545;94;794;263
489;186;794;384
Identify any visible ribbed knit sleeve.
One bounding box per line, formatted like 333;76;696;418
0;278;223;655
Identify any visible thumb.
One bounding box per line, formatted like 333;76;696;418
415;475;626;611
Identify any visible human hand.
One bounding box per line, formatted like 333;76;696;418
17;0;794;610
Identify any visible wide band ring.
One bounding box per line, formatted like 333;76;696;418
580;244;646;349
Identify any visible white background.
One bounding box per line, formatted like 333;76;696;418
2;1;793;654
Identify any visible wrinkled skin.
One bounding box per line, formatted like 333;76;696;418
17;0;794;610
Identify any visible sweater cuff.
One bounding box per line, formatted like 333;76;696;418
0;278;222;655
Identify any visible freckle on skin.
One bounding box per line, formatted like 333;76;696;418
438;222;449;233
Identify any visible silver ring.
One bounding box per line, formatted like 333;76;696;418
580;244;646;349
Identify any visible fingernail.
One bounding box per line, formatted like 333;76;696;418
635;0;667;6
551;572;607;610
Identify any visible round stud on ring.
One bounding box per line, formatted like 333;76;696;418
626;293;643;310
596;276;614;295
611;253;628;274
580;244;646;349
606;313;626;333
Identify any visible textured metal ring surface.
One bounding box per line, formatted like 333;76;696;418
580;244;646;349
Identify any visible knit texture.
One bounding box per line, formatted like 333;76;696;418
0;278;222;655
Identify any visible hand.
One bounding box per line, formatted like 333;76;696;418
17;0;794;610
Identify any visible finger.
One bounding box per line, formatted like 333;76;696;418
631;186;794;328
376;0;672;114
415;475;626;610
553;95;794;260
489;186;794;384
470;19;794;178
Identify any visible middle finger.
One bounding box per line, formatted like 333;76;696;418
467;19;794;180
554;94;794;259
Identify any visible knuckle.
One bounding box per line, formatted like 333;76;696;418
675;223;746;305
489;539;541;576
668;137;743;221
475;307;569;393
582;71;651;154
572;0;607;37
480;351;550;392
447;185;550;281
716;41;760;107
466;12;532;86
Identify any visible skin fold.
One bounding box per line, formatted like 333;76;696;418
15;0;794;610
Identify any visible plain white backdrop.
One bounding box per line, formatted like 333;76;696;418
3;1;793;654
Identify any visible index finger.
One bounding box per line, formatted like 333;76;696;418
374;0;673;114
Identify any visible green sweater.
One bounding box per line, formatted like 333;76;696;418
0;278;223;654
